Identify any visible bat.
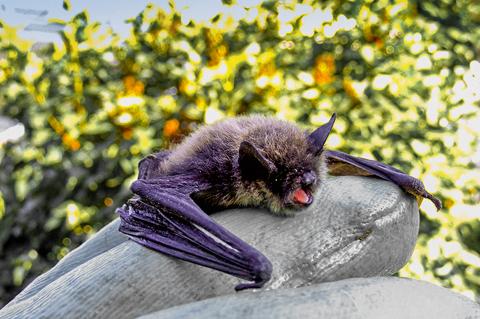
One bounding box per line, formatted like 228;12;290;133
117;113;441;291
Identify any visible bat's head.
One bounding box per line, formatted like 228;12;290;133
238;114;336;214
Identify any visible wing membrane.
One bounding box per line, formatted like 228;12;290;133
118;174;272;291
325;150;441;210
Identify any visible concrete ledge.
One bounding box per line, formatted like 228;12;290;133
1;176;419;318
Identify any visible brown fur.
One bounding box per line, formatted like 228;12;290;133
158;115;326;214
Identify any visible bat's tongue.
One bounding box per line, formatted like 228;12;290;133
293;188;312;205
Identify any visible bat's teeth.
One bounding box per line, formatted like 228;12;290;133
305;192;313;205
293;188;313;206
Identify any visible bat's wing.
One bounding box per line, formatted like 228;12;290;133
137;150;171;179
324;150;442;210
117;173;272;291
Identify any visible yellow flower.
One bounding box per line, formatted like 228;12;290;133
179;79;197;96
163;119;180;137
205;29;229;66
123;75;145;95
61;133;80;151
122;128;133;140
104;197;113;207
313;53;335;85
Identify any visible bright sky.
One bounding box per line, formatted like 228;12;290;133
0;0;261;44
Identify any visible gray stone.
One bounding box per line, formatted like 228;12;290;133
9;217;127;304
141;277;480;319
0;176;419;318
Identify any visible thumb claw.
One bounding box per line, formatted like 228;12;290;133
235;278;268;291
131;180;146;196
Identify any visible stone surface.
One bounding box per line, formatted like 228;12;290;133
9;218;127;304
0;176;419;318
141;277;480;319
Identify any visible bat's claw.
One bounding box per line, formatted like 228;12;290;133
234;262;272;291
424;191;442;211
234;282;263;291
235;276;270;291
131;180;147;195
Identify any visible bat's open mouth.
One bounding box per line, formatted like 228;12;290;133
292;188;313;206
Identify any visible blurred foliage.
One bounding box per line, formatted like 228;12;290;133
0;0;480;306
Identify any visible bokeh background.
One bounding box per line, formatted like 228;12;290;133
0;0;479;307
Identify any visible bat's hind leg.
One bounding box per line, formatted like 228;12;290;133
138;151;171;179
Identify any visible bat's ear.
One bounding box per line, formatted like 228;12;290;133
239;141;277;180
308;113;336;156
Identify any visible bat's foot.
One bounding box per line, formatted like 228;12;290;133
234;269;271;291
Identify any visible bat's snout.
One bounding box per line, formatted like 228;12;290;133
302;171;316;186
